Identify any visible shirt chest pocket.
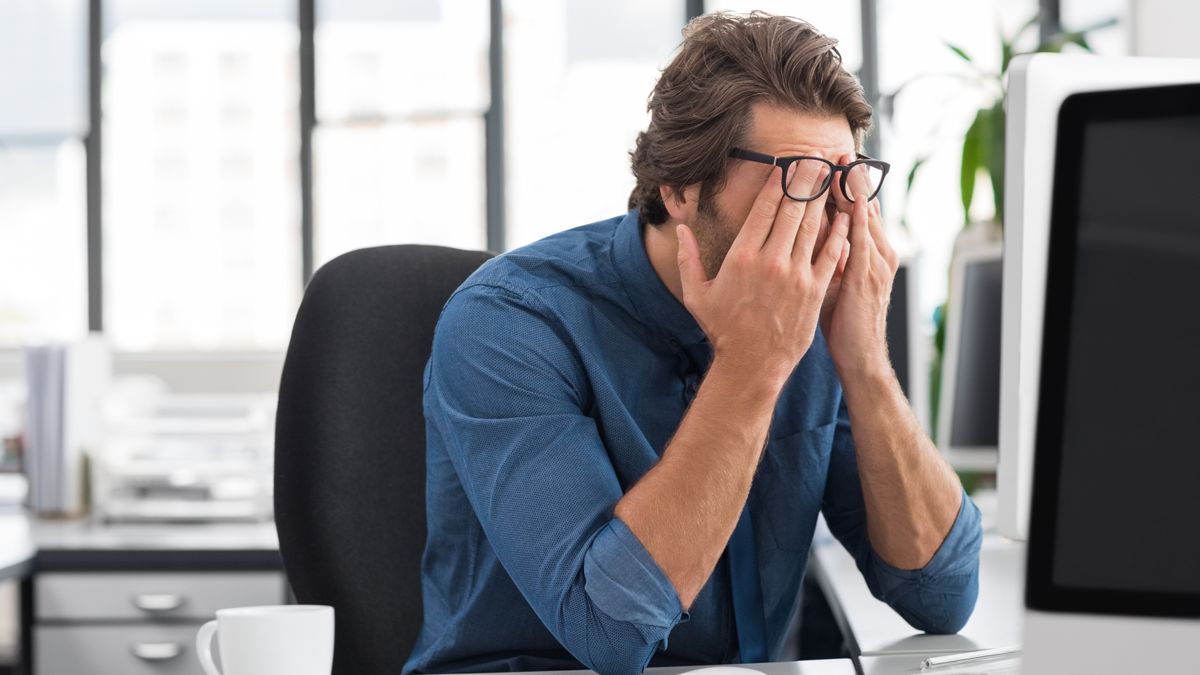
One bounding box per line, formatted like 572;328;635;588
755;421;836;552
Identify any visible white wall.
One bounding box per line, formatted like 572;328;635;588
1132;0;1200;57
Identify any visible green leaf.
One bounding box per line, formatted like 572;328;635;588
1038;28;1100;54
946;42;973;63
1033;16;1117;56
906;156;928;194
960;111;985;224
1076;16;1119;34
986;101;1006;223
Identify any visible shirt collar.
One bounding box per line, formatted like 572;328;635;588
610;210;709;356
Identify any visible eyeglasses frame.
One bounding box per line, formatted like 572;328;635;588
727;147;891;203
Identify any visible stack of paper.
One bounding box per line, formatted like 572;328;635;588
22;335;110;516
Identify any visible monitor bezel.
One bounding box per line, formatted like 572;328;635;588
937;239;1002;471
1025;82;1200;618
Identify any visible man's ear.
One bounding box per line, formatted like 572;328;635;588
660;183;701;225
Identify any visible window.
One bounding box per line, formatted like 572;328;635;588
1063;0;1129;56
313;0;489;267
705;1;862;73
0;142;88;346
0;0;89;347
102;0;302;351
875;0;1038;321
504;1;684;249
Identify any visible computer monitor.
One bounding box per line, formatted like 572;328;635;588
937;239;1001;471
1021;81;1200;674
887;256;929;432
998;53;1200;541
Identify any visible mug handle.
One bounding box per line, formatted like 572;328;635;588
196;620;222;675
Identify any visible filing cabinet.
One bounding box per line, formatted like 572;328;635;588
33;571;286;675
14;520;285;675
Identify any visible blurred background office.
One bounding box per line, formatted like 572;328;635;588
0;0;1190;672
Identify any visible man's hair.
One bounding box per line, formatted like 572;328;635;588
628;11;874;226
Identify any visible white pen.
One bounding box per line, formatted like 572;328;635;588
920;646;1021;671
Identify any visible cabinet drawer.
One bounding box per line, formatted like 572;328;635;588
36;572;285;621
36;624;211;675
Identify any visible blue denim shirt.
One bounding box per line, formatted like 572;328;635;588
403;210;982;675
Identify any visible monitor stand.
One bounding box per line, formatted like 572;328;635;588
1023;609;1200;673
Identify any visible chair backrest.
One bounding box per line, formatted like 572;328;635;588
274;244;494;675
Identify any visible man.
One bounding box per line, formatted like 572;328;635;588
404;12;981;675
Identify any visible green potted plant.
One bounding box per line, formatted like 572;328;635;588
883;12;1116;450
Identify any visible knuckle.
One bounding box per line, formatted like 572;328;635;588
826;241;843;263
799;216;820;237
778;200;804;223
731;250;754;269
762;257;786;279
753;200;778;221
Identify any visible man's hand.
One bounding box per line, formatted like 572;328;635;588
822;152;900;382
675;161;850;387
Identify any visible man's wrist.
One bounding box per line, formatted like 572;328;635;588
708;351;792;400
835;353;895;391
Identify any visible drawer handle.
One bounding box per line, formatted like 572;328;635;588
132;593;187;612
131;642;184;661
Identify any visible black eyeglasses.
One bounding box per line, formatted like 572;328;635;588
728;148;890;203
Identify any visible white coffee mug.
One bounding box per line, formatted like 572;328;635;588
196;605;334;675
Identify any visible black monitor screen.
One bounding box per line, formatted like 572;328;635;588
1028;84;1200;617
886;263;911;399
949;257;1002;448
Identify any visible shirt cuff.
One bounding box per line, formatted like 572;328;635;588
583;517;687;644
868;488;982;580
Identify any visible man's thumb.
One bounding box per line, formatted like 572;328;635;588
675;224;706;291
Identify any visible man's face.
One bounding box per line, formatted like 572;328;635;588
691;104;857;279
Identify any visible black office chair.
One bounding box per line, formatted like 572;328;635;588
275;244;494;675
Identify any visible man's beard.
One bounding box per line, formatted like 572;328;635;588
691;193;836;280
692;194;740;281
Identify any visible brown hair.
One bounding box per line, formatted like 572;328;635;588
629;11;874;226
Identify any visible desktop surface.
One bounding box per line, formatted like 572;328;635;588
811;527;1024;658
499;661;855;675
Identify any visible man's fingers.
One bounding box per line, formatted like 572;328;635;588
845;159;874;203
811;208;832;265
731;165;785;254
844;194;872;278
763;160;825;256
865;198;898;268
675;224;708;298
831;153;856;213
814;211;850;285
792;168;832;263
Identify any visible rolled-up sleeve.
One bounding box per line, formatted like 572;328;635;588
426;283;685;675
821;395;983;634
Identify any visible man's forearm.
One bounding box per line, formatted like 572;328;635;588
613;354;785;609
839;365;963;570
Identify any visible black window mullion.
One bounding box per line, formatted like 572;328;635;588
87;0;102;332
299;0;316;283
859;0;881;159
1039;0;1062;44
485;0;506;252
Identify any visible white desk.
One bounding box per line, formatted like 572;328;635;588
514;661;855;675
810;527;1025;659
1;512;283;675
858;654;1020;674
0;513;34;581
